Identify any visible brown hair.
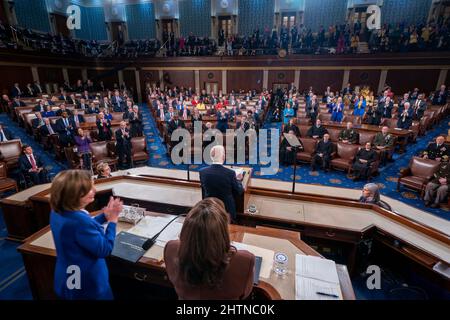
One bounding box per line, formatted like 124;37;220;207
178;198;235;288
50;170;93;213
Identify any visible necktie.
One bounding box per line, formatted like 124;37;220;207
29;155;37;170
64;118;68;127
48;125;54;135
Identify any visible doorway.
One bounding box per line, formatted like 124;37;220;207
281;12;296;29
205;82;218;95
219;16;233;38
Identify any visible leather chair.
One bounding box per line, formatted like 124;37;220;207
397;157;440;196
0;161;18;194
83;114;97;123
296;138;317;163
64;147;82;169
358;132;375;145
327;128;340;142
131;136;149;163
423;110;436;129
418;116;430;136
342;115;361;125
298;125;309;137
111;112;124;121
296;118;311;126
90;141;118;170
0;139;22;172
381;118;398;129
330;143;359;173
318;113;332;123
349;147;380;180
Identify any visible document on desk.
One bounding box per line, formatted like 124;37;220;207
231;241;273;279
127;216;183;246
295;254;342;300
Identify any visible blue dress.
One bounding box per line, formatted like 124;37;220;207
50;210;116;300
331;103;344;122
283;108;295;124
353;99;366;117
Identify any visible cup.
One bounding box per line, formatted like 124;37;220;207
248;204;257;214
273;252;288;276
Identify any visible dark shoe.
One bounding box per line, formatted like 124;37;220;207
430;203;440;208
424;201;431;207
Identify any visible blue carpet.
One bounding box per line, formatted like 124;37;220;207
0;106;448;300
140;105;450;221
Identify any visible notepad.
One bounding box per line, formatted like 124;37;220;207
231;241;273;278
111;231;148;263
127;216;183;246
295;254;342;300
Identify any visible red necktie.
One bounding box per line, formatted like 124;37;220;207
29;155;37;170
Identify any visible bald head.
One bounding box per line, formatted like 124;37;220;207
210;145;225;164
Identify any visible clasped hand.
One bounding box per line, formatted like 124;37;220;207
104;196;123;223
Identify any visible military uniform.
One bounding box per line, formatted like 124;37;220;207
373;132;395;165
338;129;359;144
424;159;450;207
422;143;449;160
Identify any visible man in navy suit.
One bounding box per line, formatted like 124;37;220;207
69;109;85;129
199;145;244;222
111;91;124;112
55;112;75;147
19;145;48;185
11;83;22;98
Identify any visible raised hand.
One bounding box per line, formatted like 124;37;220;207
104;196;123;223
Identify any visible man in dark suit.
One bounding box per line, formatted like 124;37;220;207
167;114;186;136
199;145;244;222
86;102;99;114
397;102;414;129
111;91;124;112
77;98;89;110
19;145;47;185
412;94;427;120
69;109;85;129
55;112;75;147
34;100;46;112
432;85;448;106
0;124;14;142
311;133;333;172
11;83;22;98
283;118;300;136
33;81;44;95
39;118;57;138
32;112;45;130
307;119;328;139
377;96;393;119
25;83;36;97
96;112;112;141
12;97;26;108
55;104;73;117
115;121;132;169
342;83;352;95
59;91;74;104
351;142;378;181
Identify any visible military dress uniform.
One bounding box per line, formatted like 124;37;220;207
422;142;449;161
338;129;359;144
373;132;395;165
424;157;450;208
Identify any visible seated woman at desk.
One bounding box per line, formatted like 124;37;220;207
164;198;255;300
96;162;112;179
50;170;123;300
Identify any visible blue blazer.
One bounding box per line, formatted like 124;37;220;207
199;164;244;220
50;210;116;300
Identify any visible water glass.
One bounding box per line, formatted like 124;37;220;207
273;252;288;276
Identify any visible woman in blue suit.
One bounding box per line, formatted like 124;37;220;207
331;97;344;123
353;95;366;117
283;103;295;125
50;170;123;300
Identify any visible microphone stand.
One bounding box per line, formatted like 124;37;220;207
291;146;300;194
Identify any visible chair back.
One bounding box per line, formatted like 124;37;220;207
327;128;340;142
299;138;317;154
318;113;332;122
0;139;22;168
0;161;7;179
90;141;109;160
298;125;309;137
84;114;97;123
358;132;375;145
336;142;359;160
409;157;440;178
131;136;147;153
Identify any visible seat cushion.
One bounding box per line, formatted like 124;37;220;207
400;176;428;190
331;158;352;168
297;152;313;162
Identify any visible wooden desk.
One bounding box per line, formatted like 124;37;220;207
18;211;355;300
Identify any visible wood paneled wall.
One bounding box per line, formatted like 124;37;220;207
163;70;195;89
67;68;82;83
123;70;137;91
0;66;33;94
227;70;263;92
87;69;119;90
349;70;381;92
386;69;441;94
199;70;222;91
38;67;64;84
299;70;344;93
268;70;295;90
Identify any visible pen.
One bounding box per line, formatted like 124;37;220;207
316;291;339;298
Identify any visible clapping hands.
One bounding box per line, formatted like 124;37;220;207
104;196;123;223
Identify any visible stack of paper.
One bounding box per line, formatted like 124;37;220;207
231;242;273;279
295;255;342;300
127;216;183;247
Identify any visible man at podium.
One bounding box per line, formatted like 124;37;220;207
199;145;244;222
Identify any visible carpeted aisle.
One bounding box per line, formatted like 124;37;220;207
139;105;449;221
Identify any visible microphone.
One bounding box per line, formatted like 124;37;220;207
142;214;184;251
